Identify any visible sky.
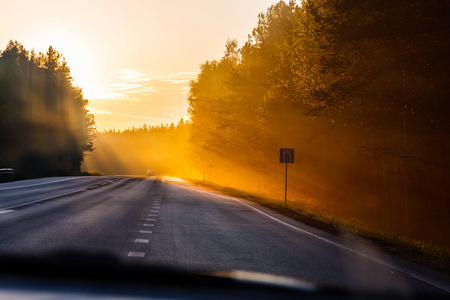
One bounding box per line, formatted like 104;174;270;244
0;0;281;131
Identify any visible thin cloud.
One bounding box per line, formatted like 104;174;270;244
89;108;161;121
83;84;125;100
117;69;147;81
150;71;197;84
126;87;159;94
109;82;143;91
111;70;197;96
86;70;159;100
85;69;196;130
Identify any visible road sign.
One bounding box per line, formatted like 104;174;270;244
280;148;295;204
280;148;294;163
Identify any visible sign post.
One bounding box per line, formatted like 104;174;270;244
279;148;294;204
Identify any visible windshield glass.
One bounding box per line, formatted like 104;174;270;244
0;0;449;297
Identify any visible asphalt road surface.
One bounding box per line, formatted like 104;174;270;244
0;176;448;294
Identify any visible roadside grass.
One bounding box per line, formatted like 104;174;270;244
89;172;103;176
78;171;103;176
190;180;450;266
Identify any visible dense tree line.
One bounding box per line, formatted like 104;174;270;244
187;1;450;245
83;119;190;177
0;41;95;178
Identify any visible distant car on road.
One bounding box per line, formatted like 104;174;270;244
146;170;155;176
0;168;16;182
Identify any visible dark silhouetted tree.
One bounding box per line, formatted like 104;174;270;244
0;41;95;178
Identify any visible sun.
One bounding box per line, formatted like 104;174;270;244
30;28;96;89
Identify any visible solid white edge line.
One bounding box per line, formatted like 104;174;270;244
128;252;145;257
0;210;14;214
166;182;450;293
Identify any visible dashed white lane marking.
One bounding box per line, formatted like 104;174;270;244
140;230;152;234
148;214;158;217
0;177;77;191
0;210;14;214
135;239;149;243
151;210;159;213
128;252;145;257
167;182;450;293
146;219;156;221
143;224;154;226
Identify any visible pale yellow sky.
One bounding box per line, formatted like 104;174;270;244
0;0;282;131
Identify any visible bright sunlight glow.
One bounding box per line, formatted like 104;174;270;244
0;0;280;131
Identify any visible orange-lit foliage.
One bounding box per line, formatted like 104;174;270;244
84;0;449;247
83;119;192;178
187;0;450;246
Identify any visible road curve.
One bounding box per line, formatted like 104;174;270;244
0;176;448;294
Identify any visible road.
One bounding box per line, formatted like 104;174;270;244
0;176;448;294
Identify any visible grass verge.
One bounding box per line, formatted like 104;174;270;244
190;180;450;275
78;171;103;176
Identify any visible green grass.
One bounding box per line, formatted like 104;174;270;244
190;180;450;263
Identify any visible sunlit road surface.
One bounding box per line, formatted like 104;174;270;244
0;176;449;294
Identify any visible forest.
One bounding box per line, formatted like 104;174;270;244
0;40;95;178
1;0;447;247
186;0;450;245
85;0;450;246
83;120;190;177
